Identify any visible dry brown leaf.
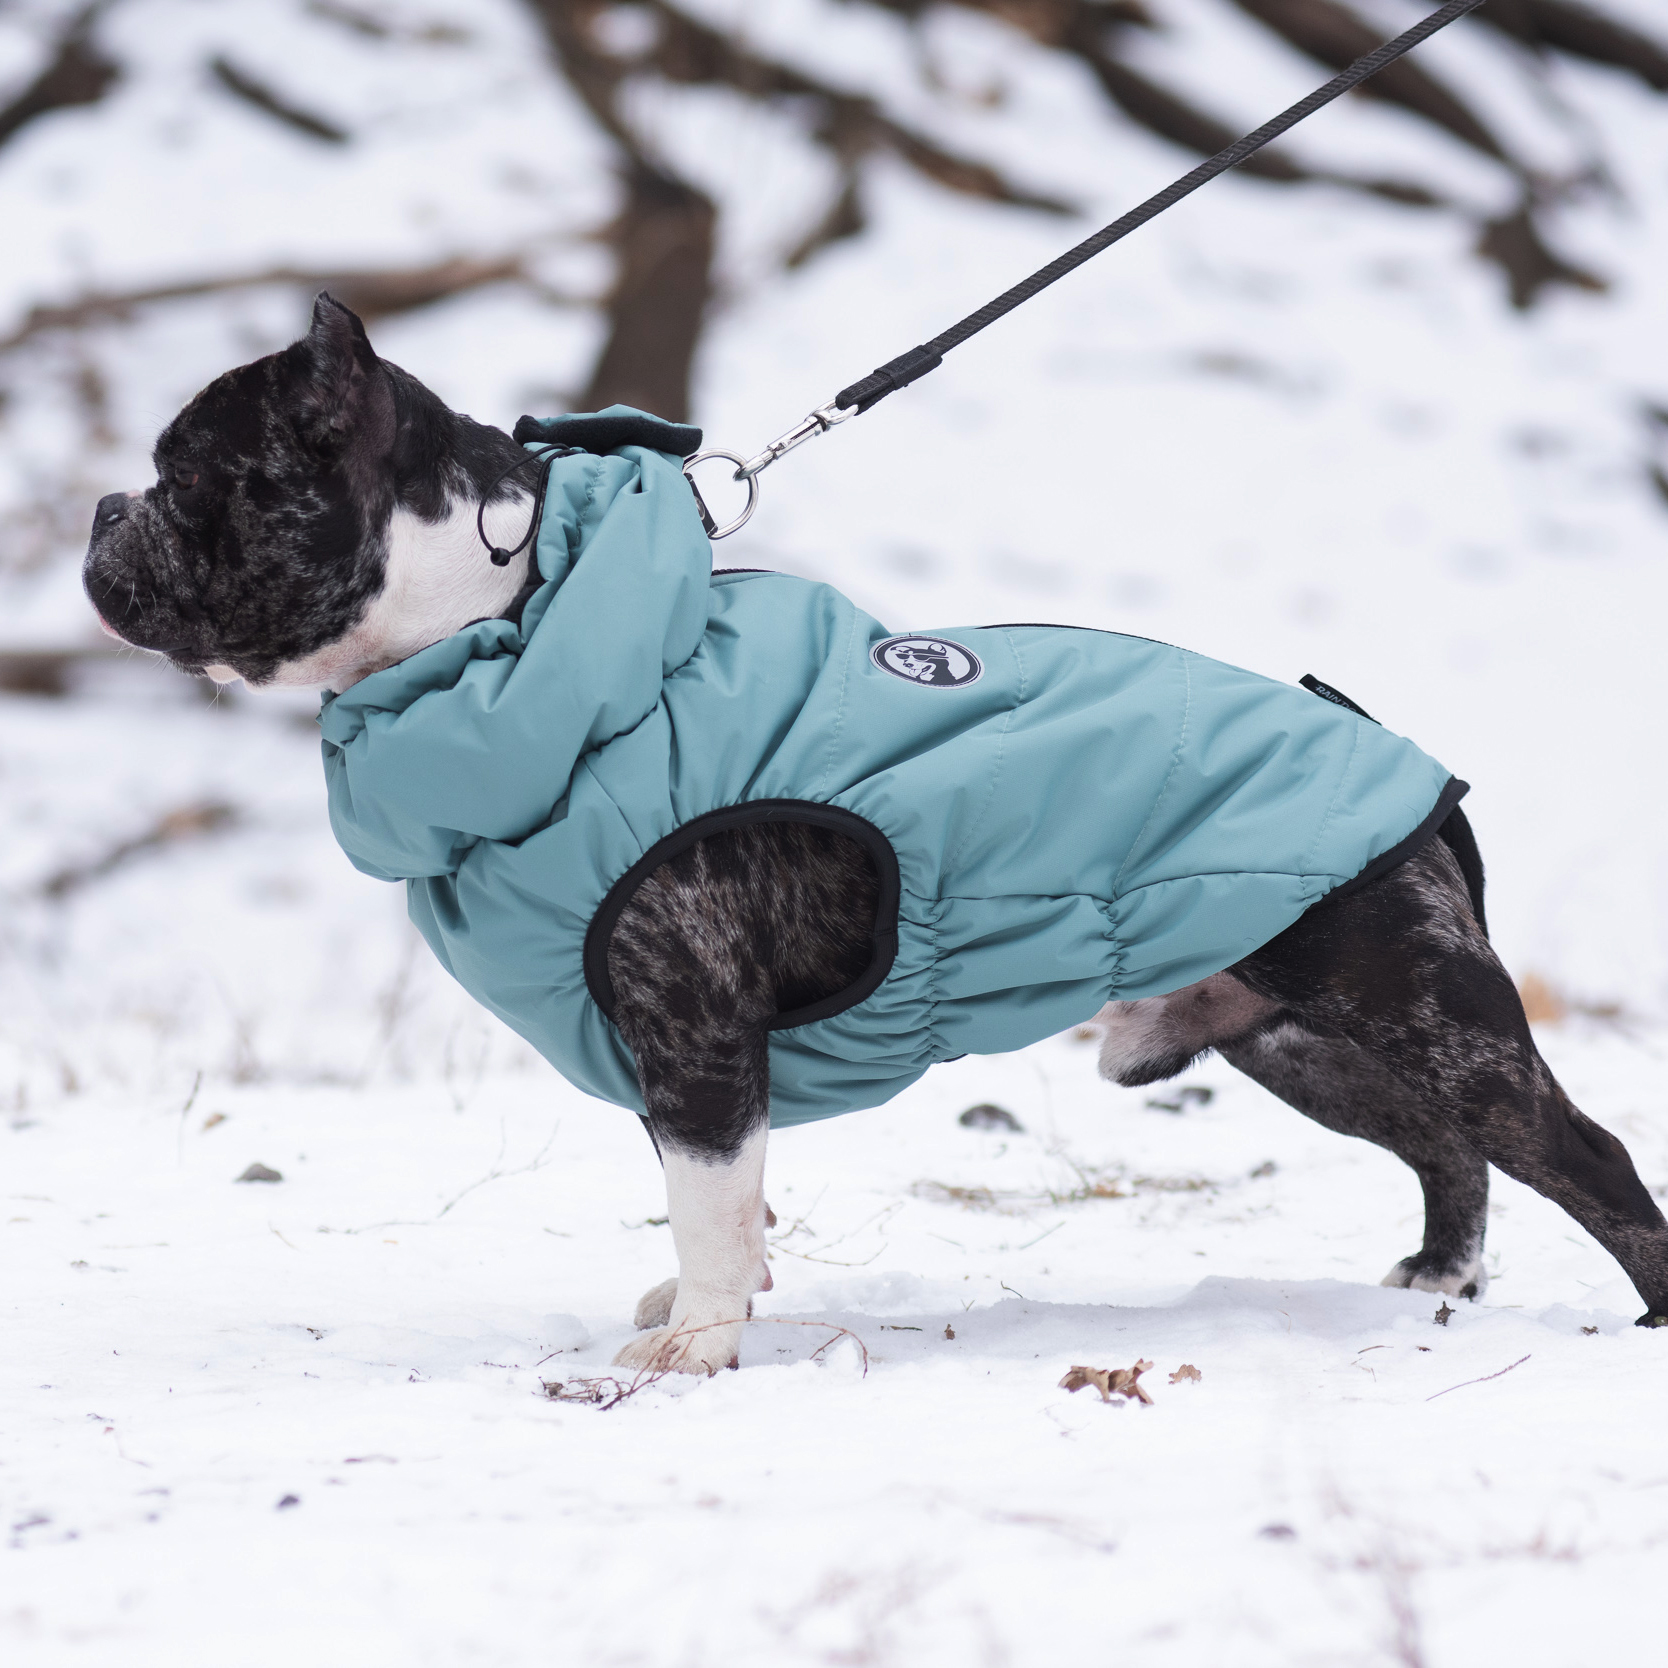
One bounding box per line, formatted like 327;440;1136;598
1518;971;1567;1026
1059;1360;1154;1405
1435;1301;1454;1327
1169;1364;1202;1385
201;1112;227;1132
943;1324;955;1340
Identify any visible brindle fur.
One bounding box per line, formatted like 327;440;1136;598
608;822;880;1159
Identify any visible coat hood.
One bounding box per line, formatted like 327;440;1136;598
319;424;709;880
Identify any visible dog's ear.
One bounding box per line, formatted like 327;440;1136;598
289;292;394;460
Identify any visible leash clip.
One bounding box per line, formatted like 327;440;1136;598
682;396;854;540
735;399;856;481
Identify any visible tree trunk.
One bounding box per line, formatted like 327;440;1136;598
581;163;715;423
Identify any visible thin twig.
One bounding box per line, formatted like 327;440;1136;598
767;1198;900;1266
1015;1220;1066;1251
337;1124;559;1233
176;1068;202;1164
1426;1354;1531;1402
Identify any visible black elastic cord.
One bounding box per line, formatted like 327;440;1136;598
476;444;576;567
834;0;1487;415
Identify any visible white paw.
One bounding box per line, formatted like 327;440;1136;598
633;1277;679;1331
612;1317;744;1377
1382;1254;1488;1300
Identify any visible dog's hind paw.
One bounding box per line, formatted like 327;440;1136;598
613;1318;743;1377
1382;1252;1487;1301
633;1278;678;1331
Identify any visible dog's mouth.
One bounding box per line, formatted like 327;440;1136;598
83;538;212;668
86;590;191;658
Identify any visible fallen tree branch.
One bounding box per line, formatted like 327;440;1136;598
0;252;578;357
644;0;1075;216
0;645;121;697
0;3;120;153
39;800;237;899
1481;0;1668;91
209;53;350;145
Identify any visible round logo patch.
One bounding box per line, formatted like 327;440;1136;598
871;635;983;690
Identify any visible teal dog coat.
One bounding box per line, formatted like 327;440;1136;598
321;418;1461;1127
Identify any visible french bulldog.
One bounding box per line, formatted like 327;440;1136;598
83;295;1668;1372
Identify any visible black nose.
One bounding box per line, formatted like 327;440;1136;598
93;492;130;529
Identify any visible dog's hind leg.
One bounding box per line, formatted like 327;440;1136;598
1218;1023;1490;1298
1235;835;1668;1326
1094;969;1490;1296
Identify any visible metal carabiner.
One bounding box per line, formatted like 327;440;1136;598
683;398;857;540
736;400;857;481
682;449;760;540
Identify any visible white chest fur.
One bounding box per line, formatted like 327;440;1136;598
222;493;536;691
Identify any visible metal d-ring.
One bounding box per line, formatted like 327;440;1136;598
682;450;760;540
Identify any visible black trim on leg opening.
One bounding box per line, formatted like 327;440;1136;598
582;800;902;1033
1325;776;1470;906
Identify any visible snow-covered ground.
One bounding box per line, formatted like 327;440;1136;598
10;970;1668;1665
6;1;1668;1661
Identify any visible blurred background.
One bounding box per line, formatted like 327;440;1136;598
3;0;1667;1113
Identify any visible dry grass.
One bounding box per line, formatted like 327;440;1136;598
911;1160;1215;1214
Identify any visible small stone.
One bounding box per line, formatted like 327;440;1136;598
958;1103;1023;1133
1257;1523;1297;1541
237;1163;283;1184
276;1494;300;1510
1249;1160;1277;1179
1146;1085;1214;1114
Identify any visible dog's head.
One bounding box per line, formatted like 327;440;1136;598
83;293;529;689
82;293;404;685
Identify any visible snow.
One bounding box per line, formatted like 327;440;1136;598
5;0;1668;1661
11;1024;1668;1664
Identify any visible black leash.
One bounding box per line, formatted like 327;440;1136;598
684;0;1487;538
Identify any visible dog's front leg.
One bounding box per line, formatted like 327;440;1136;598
607;985;774;1375
614;1119;772;1376
603;821;868;1374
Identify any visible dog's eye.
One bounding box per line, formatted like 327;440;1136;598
172;467;199;490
